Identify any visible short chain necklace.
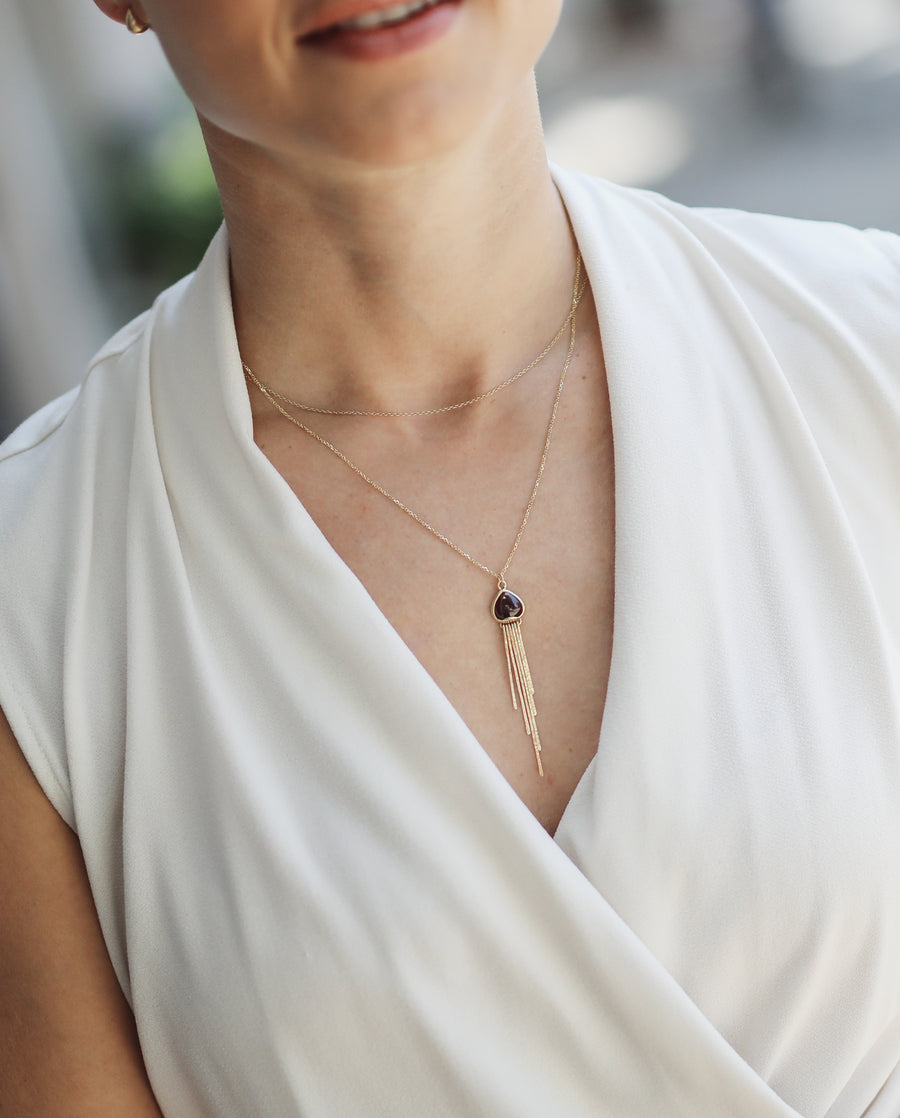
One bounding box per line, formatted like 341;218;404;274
244;256;585;777
241;272;585;418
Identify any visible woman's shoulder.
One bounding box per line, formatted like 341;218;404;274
0;311;149;615
0;311;148;485
555;166;900;316
660;191;900;316
0;312;152;827
558;168;900;429
0;253;200;544
0;242;229;828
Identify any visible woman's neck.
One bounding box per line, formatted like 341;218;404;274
206;76;578;414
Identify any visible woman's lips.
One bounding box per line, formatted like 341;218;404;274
300;0;461;61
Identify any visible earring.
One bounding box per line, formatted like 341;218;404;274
125;8;151;34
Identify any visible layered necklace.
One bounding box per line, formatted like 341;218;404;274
244;256;586;777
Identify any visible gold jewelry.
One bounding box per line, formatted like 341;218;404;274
241;276;586;419
125;8;151;34
245;256;585;777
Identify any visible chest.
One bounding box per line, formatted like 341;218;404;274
250;350;615;833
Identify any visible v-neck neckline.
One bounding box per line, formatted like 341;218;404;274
211;169;623;847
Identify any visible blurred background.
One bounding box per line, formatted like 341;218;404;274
1;0;899;438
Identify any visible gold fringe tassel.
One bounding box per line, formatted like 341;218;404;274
500;618;543;777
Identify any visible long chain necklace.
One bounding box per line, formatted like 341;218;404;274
244;256;585;777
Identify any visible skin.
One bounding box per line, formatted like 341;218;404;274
2;0;616;1110
0;709;164;1116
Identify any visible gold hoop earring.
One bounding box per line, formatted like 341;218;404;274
125;8;151;34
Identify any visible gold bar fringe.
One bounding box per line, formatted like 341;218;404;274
501;619;543;777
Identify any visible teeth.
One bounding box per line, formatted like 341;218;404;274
336;0;439;30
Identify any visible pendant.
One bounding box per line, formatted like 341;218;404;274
492;587;544;777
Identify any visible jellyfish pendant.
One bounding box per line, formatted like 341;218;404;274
492;587;543;777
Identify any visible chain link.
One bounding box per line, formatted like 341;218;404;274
242;264;585;419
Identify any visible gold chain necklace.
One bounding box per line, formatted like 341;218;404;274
244;256;584;777
241;273;584;418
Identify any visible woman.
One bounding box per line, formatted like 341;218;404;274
1;2;899;1115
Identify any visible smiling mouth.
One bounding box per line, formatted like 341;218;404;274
331;0;444;31
301;0;455;42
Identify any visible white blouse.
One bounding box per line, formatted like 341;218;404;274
2;167;900;1118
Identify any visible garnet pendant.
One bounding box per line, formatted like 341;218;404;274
492;589;525;623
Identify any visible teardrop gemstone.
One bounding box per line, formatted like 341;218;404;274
492;589;525;622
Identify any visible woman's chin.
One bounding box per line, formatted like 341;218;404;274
292;67;526;172
190;1;558;180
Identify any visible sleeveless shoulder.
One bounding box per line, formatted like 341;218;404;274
0;312;150;827
554;167;900;318
665;195;900;338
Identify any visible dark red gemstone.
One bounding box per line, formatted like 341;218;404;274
492;589;524;622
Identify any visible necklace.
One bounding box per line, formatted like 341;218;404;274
240;272;585;418
244;255;585;777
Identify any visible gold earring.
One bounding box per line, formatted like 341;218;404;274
125;8;151;34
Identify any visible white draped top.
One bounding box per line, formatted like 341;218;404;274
2;168;900;1118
